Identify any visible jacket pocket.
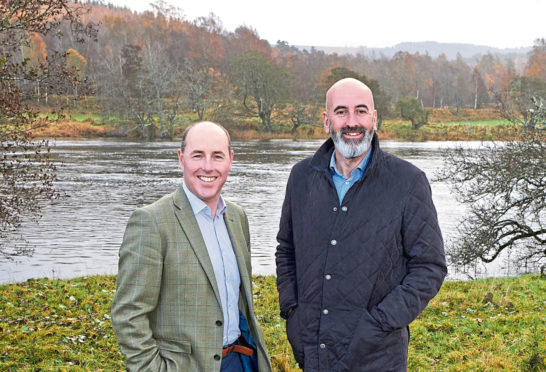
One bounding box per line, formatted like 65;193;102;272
285;307;304;366
157;338;192;353
157;339;192;371
342;309;406;371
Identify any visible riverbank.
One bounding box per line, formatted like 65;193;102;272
0;274;543;371
32;118;519;142
30;107;519;142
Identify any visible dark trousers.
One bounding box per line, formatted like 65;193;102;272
220;351;243;372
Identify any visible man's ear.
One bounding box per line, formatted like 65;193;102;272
177;149;184;172
228;150;234;170
323;112;330;134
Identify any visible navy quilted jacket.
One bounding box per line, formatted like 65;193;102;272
276;134;447;372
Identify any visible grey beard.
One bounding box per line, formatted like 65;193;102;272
331;126;374;159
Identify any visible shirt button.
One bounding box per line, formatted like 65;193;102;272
345;181;350;184
341;206;348;212
323;309;329;315
320;343;326;349
325;274;332;280
333;207;338;212
216;320;223;326
330;240;337;246
214;354;221;361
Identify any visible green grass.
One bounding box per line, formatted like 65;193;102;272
0;275;544;371
380;120;521;141
436;119;510;126
69;114;104;122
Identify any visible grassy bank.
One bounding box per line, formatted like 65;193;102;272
31;118;518;142
28;107;519;141
1;275;544;371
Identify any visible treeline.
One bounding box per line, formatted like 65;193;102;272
13;1;546;138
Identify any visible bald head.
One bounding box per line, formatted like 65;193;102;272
181;121;231;153
325;78;375;112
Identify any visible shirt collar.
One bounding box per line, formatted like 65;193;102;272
329;146;372;179
182;181;226;218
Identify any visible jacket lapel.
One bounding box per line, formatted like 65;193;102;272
172;187;222;306
224;205;252;303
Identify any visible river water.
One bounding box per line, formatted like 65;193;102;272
0;139;518;283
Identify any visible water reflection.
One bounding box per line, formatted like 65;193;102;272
0;139;509;283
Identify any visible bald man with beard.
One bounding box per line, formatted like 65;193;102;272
276;78;447;372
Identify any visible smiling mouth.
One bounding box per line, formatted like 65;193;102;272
344;132;363;137
340;127;366;137
198;176;216;182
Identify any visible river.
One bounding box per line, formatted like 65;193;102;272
0;139;519;283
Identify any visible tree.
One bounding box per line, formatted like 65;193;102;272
499;77;546;130
66;47;88;100
526;38;546;81
471;66;488;109
141;40;178;139
230;51;289;132
388;51;417;100
21;32;47;101
437;128;545;276
118;43;157;140
22;32;47;69
66;48;88;80
279;49;322;134
1;0;95;254
224;26;271;61
181;59;230;122
395;97;430;129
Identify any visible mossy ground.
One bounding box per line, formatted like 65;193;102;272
0;275;543;371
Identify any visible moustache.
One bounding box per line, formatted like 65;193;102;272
339;126;367;135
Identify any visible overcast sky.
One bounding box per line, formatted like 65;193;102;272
102;0;544;49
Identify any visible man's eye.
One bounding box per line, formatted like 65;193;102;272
357;109;369;115
335;110;347;116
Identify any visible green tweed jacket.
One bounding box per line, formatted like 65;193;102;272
111;187;272;372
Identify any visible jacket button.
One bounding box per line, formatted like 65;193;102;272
325;274;331;280
333;207;338;212
331;240;337;246
214;354;221;361
323;309;329;315
320;343;326;349
341;206;348;212
216;320;223;326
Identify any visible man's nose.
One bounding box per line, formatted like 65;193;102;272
202;156;213;170
347;111;359;126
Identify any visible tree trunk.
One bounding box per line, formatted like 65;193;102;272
259;109;272;132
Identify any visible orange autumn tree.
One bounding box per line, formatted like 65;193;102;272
66;48;87;79
22;32;47;68
526;38;546;82
66;48;88;100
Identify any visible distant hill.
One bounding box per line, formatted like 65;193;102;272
297;41;532;61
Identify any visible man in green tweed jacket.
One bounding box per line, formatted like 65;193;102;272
111;121;272;372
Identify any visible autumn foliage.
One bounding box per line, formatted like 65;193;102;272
0;0;96;253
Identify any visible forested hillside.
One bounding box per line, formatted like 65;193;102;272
5;1;546;137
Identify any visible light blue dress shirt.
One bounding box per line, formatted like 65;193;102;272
330;146;372;204
182;182;241;346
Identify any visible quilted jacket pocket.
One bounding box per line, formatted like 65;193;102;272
341;309;407;371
